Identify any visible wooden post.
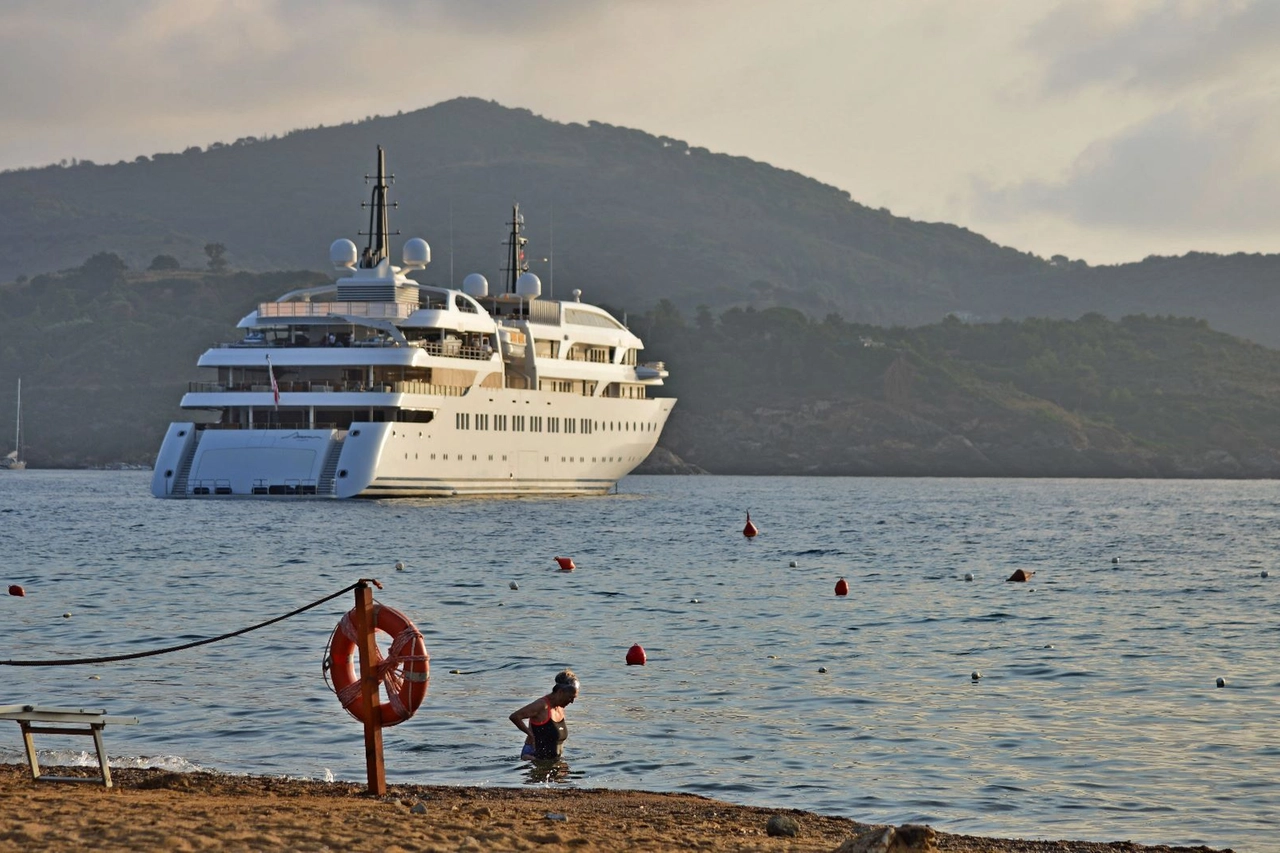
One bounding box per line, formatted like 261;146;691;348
354;581;387;795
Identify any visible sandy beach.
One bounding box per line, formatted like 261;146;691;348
0;764;1231;852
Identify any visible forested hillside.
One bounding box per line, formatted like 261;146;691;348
3;258;1280;477
2;98;1280;346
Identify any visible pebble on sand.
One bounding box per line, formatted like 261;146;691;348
766;815;800;837
410;802;427;815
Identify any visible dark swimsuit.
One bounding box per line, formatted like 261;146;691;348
529;697;568;759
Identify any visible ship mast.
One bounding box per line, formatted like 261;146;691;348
502;203;528;294
359;146;397;268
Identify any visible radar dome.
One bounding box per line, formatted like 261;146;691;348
402;238;430;269
463;273;489;298
330;239;358;269
516;272;542;299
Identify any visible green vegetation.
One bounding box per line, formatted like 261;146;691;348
2;257;1278;477
639;303;1280;476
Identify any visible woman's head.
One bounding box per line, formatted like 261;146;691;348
552;669;580;704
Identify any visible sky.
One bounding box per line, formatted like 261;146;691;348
1;0;1277;266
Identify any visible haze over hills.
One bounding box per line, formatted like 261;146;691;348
3;97;1280;346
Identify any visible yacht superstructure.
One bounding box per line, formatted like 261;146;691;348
151;147;674;498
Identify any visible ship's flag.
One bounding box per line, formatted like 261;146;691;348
266;354;280;409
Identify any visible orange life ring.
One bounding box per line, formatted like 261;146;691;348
325;602;429;727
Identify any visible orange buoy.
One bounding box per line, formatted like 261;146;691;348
743;511;758;538
1006;569;1035;582
834;578;849;596
626;643;647;666
555;556;576;571
7;584;24;597
325;602;430;727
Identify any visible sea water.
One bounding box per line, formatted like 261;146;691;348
1;471;1277;850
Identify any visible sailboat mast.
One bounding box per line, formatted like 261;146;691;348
13;378;19;455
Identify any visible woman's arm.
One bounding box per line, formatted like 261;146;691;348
509;698;544;735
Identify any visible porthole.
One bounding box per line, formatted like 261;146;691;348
351;429;361;437
338;470;348;478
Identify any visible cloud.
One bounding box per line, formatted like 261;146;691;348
1029;0;1280;95
970;90;1280;238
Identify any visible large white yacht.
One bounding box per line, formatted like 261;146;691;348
151;147;675;498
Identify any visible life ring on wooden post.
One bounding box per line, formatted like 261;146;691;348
324;603;430;727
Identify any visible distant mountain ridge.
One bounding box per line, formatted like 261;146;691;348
4;97;1280;345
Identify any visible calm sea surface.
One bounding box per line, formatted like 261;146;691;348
1;472;1278;850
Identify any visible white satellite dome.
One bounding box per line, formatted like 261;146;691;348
516;272;542;300
463;273;489;298
330;239;358;269
402;238;430;269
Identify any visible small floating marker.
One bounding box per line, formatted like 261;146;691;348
834;577;849;596
7;584;24;597
1262;570;1270;579
963;573;974;582
1007;569;1034;582
743;511;758;538
450;669;461;674
818;666;828;673
789;560;797;568
394;560;406;572
1044;643;1054;649
767;655;778;659
554;556;576;571
626;643;647;666
62;612;71;619
971;671;982;681
509;581;519;590
1216;677;1226;688
689;598;699;603
1111;557;1119;565
88;675;100;680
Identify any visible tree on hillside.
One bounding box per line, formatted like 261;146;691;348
148;254;180;271
204;243;228;272
82;252;128;281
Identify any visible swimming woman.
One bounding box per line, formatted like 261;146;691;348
510;669;579;760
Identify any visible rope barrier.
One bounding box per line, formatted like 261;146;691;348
0;578;382;667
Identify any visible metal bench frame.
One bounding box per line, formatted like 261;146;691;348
0;704;139;787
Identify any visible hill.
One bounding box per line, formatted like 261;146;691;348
3;259;1280;477
3;98;1280;346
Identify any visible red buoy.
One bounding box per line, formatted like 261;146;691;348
554;556;576;572
834;578;849;596
743;511;758;538
1006;569;1035;582
626;643;647;666
7;584;24;597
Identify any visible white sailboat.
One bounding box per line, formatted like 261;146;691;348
2;378;25;470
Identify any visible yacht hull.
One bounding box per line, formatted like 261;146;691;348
151;393;675;499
